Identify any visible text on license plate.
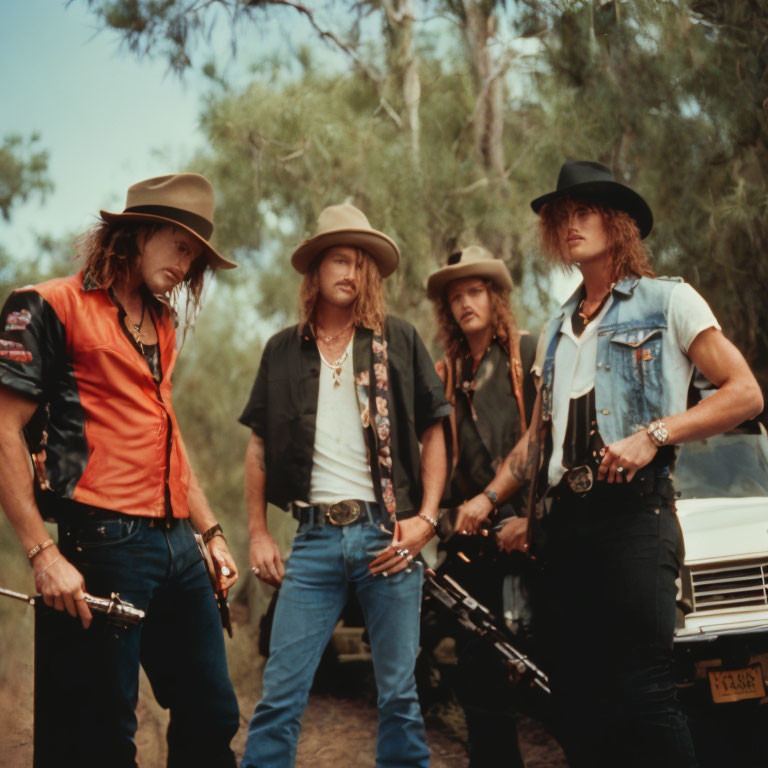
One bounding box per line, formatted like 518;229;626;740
708;664;766;704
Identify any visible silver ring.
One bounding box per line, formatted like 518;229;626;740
250;566;261;576
220;565;231;577
397;548;410;558
616;466;624;473
406;554;414;563
461;529;468;535
383;570;389;578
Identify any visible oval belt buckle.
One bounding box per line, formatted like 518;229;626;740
566;465;594;495
326;500;361;526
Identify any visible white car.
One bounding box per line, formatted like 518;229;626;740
672;424;768;767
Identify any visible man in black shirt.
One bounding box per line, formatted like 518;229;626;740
239;203;451;768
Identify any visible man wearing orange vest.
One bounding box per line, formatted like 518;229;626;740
0;174;240;767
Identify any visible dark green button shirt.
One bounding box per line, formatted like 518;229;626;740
239;316;452;518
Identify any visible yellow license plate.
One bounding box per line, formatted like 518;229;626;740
708;664;766;704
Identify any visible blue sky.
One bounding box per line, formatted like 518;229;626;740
0;1;225;257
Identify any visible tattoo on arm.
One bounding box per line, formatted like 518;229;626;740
507;450;534;484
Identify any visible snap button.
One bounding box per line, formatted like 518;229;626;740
601;408;611;415
604;365;611;371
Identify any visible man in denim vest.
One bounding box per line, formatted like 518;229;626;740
239;203;450;768
526;161;762;768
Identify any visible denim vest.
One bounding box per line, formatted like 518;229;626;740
540;276;688;446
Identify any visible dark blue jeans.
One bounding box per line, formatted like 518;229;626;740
35;515;239;768
535;475;698;768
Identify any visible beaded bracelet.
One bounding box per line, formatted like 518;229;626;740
417;512;438;531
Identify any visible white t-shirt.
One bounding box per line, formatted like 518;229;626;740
309;340;378;504
547;282;720;486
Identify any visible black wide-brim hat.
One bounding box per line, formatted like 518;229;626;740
530;160;653;239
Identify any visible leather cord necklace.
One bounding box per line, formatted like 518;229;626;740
572;284;614;337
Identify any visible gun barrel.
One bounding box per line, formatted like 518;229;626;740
0;586;35;605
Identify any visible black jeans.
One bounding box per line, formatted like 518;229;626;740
34;515;239;768
534;474;698;768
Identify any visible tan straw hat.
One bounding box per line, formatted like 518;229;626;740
100;173;238;270
291;203;400;277
426;245;513;300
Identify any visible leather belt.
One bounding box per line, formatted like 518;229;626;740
293;499;384;527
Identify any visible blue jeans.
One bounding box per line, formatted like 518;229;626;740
241;521;430;768
36;514;239;768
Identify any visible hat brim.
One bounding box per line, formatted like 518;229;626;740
290;229;400;277
99;210;238;270
426;259;513;300
529;180;653;239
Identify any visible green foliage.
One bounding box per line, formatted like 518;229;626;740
0;134;52;223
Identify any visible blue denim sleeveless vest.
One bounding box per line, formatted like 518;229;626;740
540;276;687;445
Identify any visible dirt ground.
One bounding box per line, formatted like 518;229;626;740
1;655;566;768
0;601;566;767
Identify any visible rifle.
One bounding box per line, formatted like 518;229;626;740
194;533;233;637
0;586;144;629
424;569;550;694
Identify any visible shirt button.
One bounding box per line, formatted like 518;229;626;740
601;408;611;415
597;362;603;368
605;365;611;371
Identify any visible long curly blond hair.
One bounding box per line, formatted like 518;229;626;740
75;220;209;315
434;279;520;362
298;248;387;332
538;196;655;281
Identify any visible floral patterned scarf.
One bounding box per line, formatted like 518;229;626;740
354;331;396;520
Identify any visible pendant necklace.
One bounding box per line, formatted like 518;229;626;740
130;302;147;354
320;348;350;387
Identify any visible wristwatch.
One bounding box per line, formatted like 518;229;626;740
646;420;669;448
483;488;498;506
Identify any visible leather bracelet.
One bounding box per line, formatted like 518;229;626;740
202;524;225;545
27;538;55;561
417;512;438;531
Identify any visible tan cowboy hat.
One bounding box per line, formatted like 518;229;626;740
426;245;513;300
100;173;238;270
290;203;400;277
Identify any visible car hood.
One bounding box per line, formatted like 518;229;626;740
677;497;768;564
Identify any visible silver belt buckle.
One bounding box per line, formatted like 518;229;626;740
566;465;594;495
326;500;361;526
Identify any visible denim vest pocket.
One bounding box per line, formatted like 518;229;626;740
611;324;663;391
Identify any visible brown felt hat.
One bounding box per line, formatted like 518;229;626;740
426;245;513;300
290;203;400;277
100;173;238;270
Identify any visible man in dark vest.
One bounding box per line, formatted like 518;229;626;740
426;246;539;767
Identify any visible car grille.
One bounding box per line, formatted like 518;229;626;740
689;560;768;613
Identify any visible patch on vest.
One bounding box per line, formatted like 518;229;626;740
5;309;32;331
0;338;33;363
636;348;653;362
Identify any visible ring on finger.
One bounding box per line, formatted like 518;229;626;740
406;554;414;563
250;566;261;576
616;466;624;473
383;569;389;578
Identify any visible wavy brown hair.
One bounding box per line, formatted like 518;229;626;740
538;196;655;281
434;279;520;362
298;248;387;332
75;220;209;317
